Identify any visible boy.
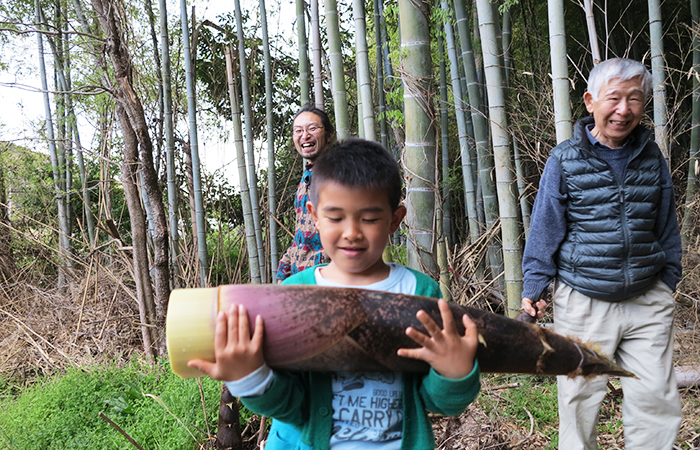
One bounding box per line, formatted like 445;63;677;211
189;138;480;450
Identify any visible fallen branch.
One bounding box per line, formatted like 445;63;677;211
98;412;145;450
485;382;522;391
675;365;700;389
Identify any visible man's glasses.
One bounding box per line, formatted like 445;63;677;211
293;124;324;136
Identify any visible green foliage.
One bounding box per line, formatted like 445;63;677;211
207;224;246;286
499;0;520;15
0;142;59;281
384;238;407;266
0;140;129;283
205;172;244;229
478;375;559;449
0;358;226;449
195;12;302;149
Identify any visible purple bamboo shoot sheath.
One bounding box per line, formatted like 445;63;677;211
166;284;634;379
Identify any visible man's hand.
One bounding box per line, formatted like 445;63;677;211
397;299;477;379
187;304;265;381
521;297;546;320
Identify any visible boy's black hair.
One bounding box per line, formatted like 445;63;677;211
310;138;403;211
292;104;336;144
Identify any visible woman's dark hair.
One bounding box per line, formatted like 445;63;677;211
310;138;403;211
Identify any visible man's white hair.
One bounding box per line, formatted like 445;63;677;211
587;58;652;101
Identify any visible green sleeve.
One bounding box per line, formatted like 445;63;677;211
419;362;481;416
240;372;311;427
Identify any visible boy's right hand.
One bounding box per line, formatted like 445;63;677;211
187;304;265;382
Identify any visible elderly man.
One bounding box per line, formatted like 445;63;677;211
276;105;336;282
521;58;682;449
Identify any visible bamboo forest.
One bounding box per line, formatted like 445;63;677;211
0;0;699;447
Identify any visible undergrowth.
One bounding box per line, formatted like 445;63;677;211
478;374;560;448
0;358;240;449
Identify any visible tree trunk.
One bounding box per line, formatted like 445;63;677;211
47;18;97;249
648;0;670;164
441;1;479;246
98;101;115;238
92;0;171;340
297;0;311;106
398;0;438;274
0;143;14;280
70;0;113;252
502;7;531;239
226;46;262;284
260;0;279;276
502;7;512;84
454;0;501;283
180;0;208;287
116;103;157;361
438;33;453;247
378;0;401;154
682;0;700;248
311;0;324;108
357;62;365;138
325;0;350;139
582;0;601;64
234;0;266;280
374;0;389;149
144;0;163;175
475;0;524;317
159;0;181;288
353;0;376;141
549;0;573;142
36;0;71;288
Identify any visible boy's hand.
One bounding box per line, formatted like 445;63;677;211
187;304;265;381
397;299;477;379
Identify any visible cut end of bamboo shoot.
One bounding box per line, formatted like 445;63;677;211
166;287;219;379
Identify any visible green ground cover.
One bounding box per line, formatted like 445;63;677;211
0;358;230;449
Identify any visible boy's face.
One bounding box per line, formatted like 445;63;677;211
308;181;406;285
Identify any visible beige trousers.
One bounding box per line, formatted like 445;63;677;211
553;280;682;450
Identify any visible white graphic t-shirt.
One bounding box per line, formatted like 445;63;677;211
329;372;403;449
317;264;418;449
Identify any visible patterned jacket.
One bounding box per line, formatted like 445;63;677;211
276;163;330;281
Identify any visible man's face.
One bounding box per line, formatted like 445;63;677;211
583;77;646;148
292;112;327;161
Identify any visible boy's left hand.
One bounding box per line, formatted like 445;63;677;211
397;299;477;379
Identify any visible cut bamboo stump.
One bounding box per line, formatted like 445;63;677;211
166;284;635;379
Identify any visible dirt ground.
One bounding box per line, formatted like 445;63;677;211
0;260;698;449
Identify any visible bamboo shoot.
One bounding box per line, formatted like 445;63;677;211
166;285;634;379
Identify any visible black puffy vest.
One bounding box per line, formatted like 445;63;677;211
551;118;667;302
